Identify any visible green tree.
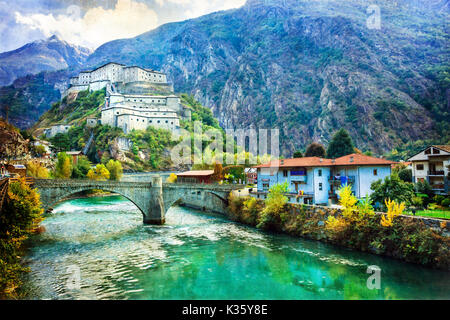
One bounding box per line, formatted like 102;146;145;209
53;152;72;179
398;168;412;182
106;160;123;181
326;129;355;158
305;142;326;157
293;150;303;158
370;174;415;208
49;133;70;153
72;156;92;179
0;178;44;298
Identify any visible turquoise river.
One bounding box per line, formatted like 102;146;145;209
22;195;450;300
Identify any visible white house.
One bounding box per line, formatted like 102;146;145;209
408;145;450;194
251;153;395;205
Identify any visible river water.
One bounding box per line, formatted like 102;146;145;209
22;195;449;300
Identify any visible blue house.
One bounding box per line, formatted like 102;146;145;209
251;153;395;205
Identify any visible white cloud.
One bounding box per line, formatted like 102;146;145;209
15;0;159;49
156;0;245;19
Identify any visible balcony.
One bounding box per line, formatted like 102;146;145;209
428;170;444;176
431;184;445;191
328;176;355;185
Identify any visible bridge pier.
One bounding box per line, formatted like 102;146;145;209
144;176;165;225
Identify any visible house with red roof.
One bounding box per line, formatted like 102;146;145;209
251;153;396;205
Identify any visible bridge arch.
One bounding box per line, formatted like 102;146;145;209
33;179;162;224
162;186;230;215
43;187;146;216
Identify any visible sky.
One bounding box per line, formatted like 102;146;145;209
0;0;246;53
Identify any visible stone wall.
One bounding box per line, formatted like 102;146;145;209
283;203;450;238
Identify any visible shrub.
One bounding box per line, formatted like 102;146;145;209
257;182;289;230
442;198;450;207
166;173;177;183
433;195;445;205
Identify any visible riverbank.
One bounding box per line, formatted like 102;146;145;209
227;195;450;271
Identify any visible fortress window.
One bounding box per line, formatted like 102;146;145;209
165;120;168;123
157;120;160;123
116;112;119;115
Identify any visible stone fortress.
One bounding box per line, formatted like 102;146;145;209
64;62;190;135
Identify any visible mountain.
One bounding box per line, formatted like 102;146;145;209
0;70;69;129
0;35;91;87
83;0;450;155
2;0;449;156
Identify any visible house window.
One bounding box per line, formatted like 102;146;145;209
318;169;322;177
319;183;323;191
373;169;378;176
432;148;440;154
263;183;269;191
425;149;431;155
283;170;288;177
417;164;424;170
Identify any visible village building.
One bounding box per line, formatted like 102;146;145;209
177;170;215;184
5;164;26;177
245;167;257;184
251;153;395;205
408;145;450;194
66;151;84;166
43;124;72;138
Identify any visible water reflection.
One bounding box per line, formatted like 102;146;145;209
22;195;450;300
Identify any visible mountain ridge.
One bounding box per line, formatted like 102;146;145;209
1;0;449;156
0;35;91;86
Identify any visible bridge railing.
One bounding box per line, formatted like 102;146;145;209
162;182;246;190
32;178;153;187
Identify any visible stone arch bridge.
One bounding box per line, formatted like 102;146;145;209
32;177;244;224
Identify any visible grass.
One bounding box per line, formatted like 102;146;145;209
405;209;450;220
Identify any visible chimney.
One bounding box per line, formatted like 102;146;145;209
319;158;323;162
350;156;354;163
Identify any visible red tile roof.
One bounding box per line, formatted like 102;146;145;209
254;153;396;168
177;170;214;177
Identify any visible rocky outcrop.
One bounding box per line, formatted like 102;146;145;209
0;119;28;159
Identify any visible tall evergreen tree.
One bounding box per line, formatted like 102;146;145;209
326;129;355;158
305;142;326;157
